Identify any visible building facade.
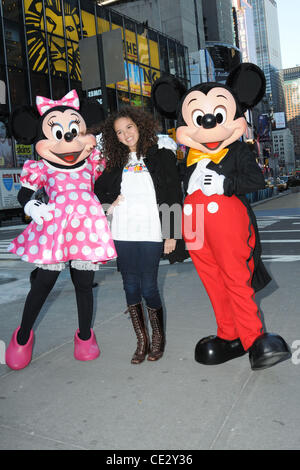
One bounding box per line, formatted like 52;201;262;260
232;0;257;64
251;0;285;113
272;128;295;175
283;67;300;165
0;0;190;169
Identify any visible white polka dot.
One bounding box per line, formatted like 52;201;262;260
107;247;115;257
55;208;62;218
94;195;99;203
84;218;92;229
82;192;91;201
57;234;64;244
47;168;55;174
36;224;43;232
57;173;66;181
79;183;88;190
28;232;35;241
29;173;38;181
77;204;87;214
39;235;47;245
43;249;52;259
69;192;78;201
29;245;39;254
101;232;109;243
95;247;104;257
70;245;78;254
66;183;76;190
51;191;57;199
70;172;79;180
64;247;68;256
17;247;25;256
55;249;63;260
71;218;80;228
56;195;65;204
89;233;98;242
21;254;29;262
65;205;74;215
7;243;14;251
17;234;25;244
183;204;193;216
48;178;55;187
47;224;58;235
76;231;86;241
82;246;91;256
207;202;219;214
83;171;90;180
66;232;73;242
29;162;37;168
95;219;105;230
89;206;97;215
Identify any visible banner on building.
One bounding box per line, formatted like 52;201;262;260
258;114;271;142
272;112;286;129
24;0;160;96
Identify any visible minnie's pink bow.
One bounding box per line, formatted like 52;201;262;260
36;90;80;115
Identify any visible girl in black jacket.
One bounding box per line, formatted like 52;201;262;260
94;107;186;364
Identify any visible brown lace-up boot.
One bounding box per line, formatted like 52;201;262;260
147;306;165;361
125;302;150;364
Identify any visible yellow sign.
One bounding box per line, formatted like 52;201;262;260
24;0;160;96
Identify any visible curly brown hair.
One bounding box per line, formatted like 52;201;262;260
99;107;159;170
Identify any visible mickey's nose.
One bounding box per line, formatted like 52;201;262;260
64;132;74;142
202;114;217;129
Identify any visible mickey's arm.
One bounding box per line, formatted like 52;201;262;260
224;144;265;196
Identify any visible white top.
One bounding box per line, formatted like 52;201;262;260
110;152;163;242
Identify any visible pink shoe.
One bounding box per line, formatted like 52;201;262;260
74;329;100;361
5;327;34;370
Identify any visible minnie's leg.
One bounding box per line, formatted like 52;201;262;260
6;268;60;370
70;267;100;361
18;268;60;344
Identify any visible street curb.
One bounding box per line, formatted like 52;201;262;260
251;187;300;208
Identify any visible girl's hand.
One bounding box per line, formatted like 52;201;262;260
107;195;125;215
164;238;176;254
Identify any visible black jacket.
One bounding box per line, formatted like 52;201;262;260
183;140;271;292
94;144;189;263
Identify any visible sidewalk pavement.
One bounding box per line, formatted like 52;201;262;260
0;193;300;451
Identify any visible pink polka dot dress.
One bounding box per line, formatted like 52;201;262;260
8;150;117;266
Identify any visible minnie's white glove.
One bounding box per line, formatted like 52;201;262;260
157;134;177;154
199;170;225;196
24;200;55;225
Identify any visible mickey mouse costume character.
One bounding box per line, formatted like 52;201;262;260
5;90;117;370
152;63;291;370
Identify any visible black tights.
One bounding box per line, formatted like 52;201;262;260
17;266;95;345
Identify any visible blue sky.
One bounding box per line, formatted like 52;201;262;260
277;0;300;68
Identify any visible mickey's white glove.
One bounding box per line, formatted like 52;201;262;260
199;170;225;196
157;134;177;154
24;200;55;225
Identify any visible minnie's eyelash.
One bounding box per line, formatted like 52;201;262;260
48;120;55;128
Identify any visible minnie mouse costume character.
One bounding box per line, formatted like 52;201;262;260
6;90;117;370
152;63;291;370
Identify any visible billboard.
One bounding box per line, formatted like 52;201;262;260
258;114;271;142
272;112;286;129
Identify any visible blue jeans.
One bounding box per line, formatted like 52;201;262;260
114;241;163;308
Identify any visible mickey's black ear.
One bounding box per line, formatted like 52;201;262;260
80;99;105;134
226;63;266;111
151;76;187;119
9;106;40;144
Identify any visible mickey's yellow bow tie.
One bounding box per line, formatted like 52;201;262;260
187;148;229;167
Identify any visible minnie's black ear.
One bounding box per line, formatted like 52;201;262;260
151;76;187;119
226;63;266;111
9;106;40;144
80;99;105;134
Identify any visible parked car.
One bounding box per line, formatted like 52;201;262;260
275;177;287;191
265;177;275;189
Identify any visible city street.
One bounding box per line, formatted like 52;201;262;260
0;190;299;451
